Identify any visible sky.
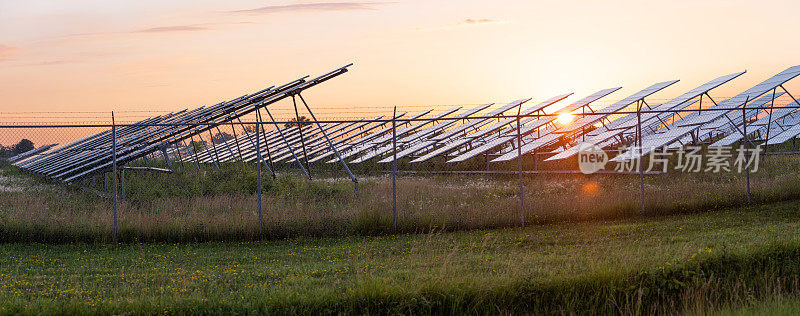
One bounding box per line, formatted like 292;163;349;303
2;0;800;144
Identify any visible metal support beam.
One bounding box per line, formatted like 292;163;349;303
263;108;310;178
292;95;312;179
183;139;201;171
197;133;219;170
256;109;276;179
215;125;236;162
297;94;359;193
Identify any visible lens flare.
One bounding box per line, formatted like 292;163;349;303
556;113;573;125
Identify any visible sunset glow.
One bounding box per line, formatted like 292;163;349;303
1;0;800;122
556;113;574;125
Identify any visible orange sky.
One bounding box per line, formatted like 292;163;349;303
2;0;800;145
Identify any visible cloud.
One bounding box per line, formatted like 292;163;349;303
24;60;79;66
415;18;510;32
463;18;498;25
135;25;209;33
0;44;19;61
230;2;389;14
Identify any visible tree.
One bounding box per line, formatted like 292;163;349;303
12;139;34;155
189;140;206;153
211;132;234;144
284;116;310;128
243;124;259;134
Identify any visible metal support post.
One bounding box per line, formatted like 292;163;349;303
742;96;751;204
516;105;525;227
120;168;125;201
392;106;398;230
111;112;118;243
256;116;264;235
159;145;172;168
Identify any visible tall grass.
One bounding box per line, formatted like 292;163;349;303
2;152;800;242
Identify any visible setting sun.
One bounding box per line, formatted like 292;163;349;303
556;113;574;125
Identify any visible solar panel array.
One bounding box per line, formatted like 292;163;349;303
12;65;353;182
12;64;800;179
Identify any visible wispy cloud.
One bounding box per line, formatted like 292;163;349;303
134;25;209;33
461;18;506;26
416;18;510;32
230;2;389;14
0;44;19;61
24;60;80;66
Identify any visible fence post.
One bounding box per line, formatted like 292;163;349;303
120;168;125;201
516;105;525;227
392;106;398;231
743;98;751;204
111;112;118;243
637;102;644;214
256;120;264;235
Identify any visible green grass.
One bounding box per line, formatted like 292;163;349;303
2;200;800;314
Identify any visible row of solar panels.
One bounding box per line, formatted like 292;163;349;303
183;66;800;168
11;65;353;182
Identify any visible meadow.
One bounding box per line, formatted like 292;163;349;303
3;148;800;314
2;199;800;314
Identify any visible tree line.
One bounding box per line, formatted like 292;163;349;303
0;139;34;158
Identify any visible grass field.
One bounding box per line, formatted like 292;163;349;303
709;297;800;315
2;152;800;242
2;199;800;314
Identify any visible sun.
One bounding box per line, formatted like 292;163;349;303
556;113;573;125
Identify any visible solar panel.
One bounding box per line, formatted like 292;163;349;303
766;116;800;145
613;65;800;161
438;94;572;163
274;116;383;162
712;102;797;146
350;106;463;163
699;93;782;133
555;80;678;137
447;136;514;163
34;65;354;182
515;87;621;136
432;100;525;141
376;104;492;163
492;81;677;163
308;114;403;163
326;110;433;163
